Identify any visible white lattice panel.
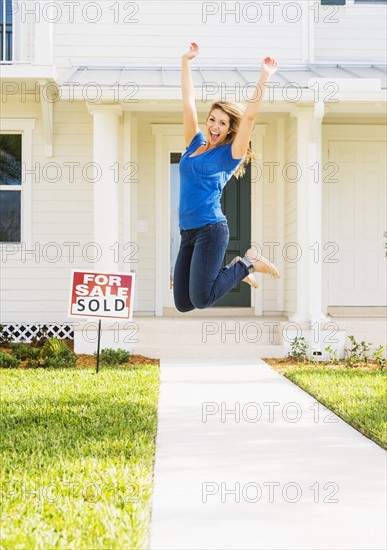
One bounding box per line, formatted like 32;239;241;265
0;324;74;343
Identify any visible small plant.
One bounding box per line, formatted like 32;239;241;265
41;338;69;358
372;345;386;369
0;352;21;369
345;335;372;367
287;336;308;363
307;353;320;366
26;348;44;368
359;340;371;364
0;325;12;347
325;345;339;365
30;325;49;348
95;348;132;366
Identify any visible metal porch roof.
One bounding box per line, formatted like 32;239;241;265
59;62;386;86
57;63;387;102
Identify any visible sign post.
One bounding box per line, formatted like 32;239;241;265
69;271;135;373
96;319;102;373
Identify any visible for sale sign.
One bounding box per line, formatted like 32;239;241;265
69;271;135;320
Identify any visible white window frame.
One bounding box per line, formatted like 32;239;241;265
0;119;36;247
353;0;386;3
1;0;32;64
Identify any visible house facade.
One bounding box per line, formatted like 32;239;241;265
1;0;386;357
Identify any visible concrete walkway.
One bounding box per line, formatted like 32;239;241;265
149;358;386;550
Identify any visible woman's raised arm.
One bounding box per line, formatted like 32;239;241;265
181;42;201;146
231;57;278;160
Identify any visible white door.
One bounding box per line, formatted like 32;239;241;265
325;140;386;306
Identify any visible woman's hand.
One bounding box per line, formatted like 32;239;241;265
261;56;278;79
182;42;200;61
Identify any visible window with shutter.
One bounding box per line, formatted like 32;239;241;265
0;0;13;62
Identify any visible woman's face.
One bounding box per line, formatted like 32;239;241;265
206;108;231;146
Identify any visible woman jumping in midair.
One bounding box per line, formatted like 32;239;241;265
174;42;280;313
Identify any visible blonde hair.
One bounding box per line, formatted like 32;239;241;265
205;100;257;179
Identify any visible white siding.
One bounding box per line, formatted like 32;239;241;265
1;100;189;320
0;98;95;322
18;1;386;70
283;115;297;316
49;1;305;71
314;1;387;62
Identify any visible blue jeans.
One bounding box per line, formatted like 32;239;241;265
173;221;250;312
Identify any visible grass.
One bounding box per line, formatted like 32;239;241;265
265;359;387;450
0;364;160;549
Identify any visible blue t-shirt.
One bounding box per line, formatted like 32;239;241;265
178;130;245;230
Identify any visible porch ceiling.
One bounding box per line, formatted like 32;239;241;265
57;62;387;103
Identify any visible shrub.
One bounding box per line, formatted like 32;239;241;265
94;348;132;366
11;339;76;369
11;343;37;361
0;352;20;369
41;349;77;369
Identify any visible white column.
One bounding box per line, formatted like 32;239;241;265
124;112;138;310
289;104;325;325
308;102;325;327
290;109;310;323
251;124;267;316
276;118;285;313
87;104;123;272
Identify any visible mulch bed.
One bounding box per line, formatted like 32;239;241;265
0;340;159;369
263;357;382;375
76;353;159;368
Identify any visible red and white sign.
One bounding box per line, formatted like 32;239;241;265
69;271;135;320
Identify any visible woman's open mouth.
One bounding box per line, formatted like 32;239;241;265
210;131;220;142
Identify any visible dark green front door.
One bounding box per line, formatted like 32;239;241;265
215;159;251;307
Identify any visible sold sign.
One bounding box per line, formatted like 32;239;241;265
69;271;135;320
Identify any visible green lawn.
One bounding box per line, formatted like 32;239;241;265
282;365;387;450
0;365;160;549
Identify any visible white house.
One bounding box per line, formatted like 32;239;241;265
0;0;386;358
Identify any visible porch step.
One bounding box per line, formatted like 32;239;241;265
73;316;285;356
73;315;386;358
133;316;284;333
328;318;387;348
134;344;285;360
135;317;282;341
328;306;387;318
133;317;284;359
